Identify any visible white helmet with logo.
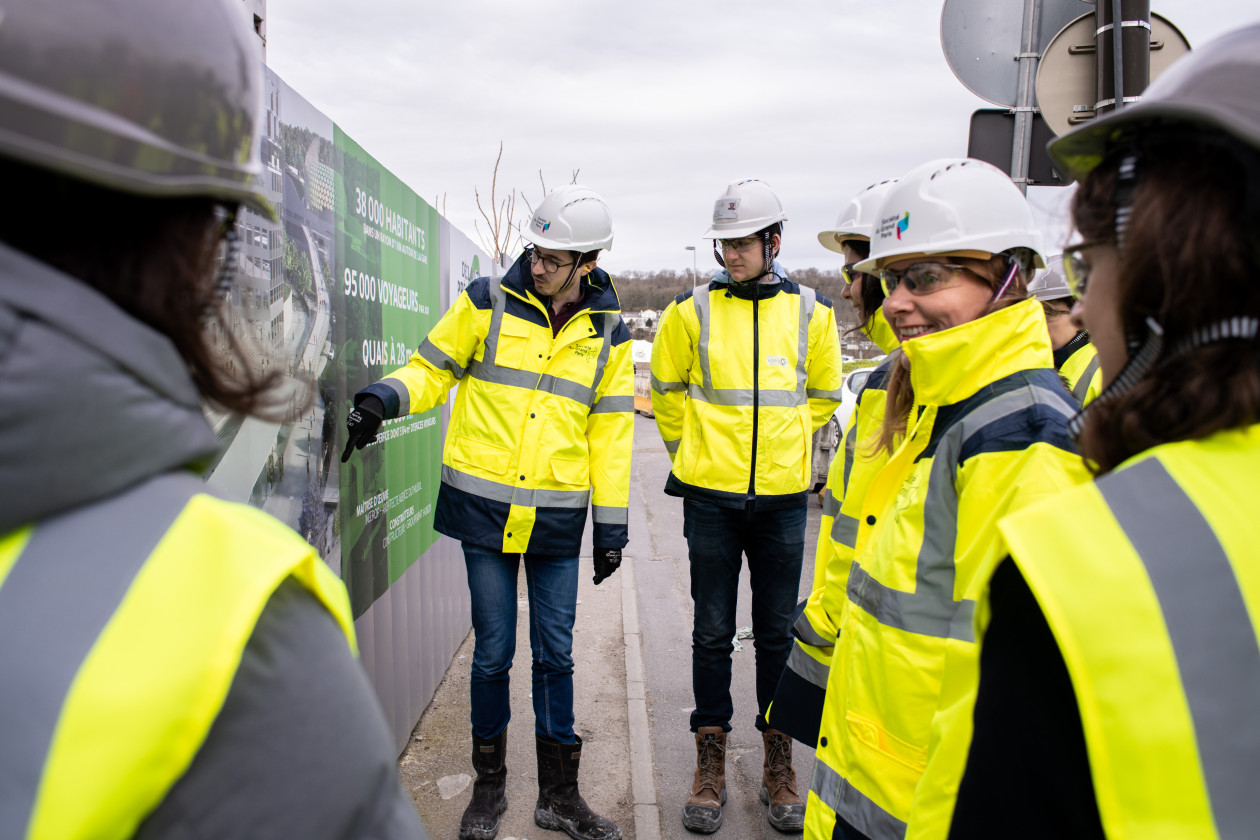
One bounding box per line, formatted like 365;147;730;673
818;179;898;253
1028;254;1073;301
523;185;614;252
856;158;1045;273
702;179;788;239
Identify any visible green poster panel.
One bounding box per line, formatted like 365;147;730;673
334;127;442;617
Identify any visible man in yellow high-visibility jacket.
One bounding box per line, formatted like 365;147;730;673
651;179;844;834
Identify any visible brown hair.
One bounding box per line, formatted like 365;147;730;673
874;255;1030;454
0;158;298;420
842;239;886;339
1071;135;1260;474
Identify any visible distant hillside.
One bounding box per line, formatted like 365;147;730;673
610;267;860;331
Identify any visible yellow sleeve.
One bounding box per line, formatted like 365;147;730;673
588;326;635;549
806;301;845;432
649;298;696;462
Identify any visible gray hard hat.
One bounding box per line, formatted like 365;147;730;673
0;0;275;219
1027;254;1073;302
1049;23;1260;182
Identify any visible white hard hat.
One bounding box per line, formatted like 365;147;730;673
523;185;614;252
818;179;898;253
702;179;787;239
1049;23;1260;182
856;158;1046;272
1028;254;1073;301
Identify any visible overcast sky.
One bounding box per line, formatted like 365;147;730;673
267;0;1258;276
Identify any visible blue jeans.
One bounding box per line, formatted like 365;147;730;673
462;543;578;742
684;499;806;733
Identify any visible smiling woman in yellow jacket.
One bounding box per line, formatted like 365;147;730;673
805;159;1091;840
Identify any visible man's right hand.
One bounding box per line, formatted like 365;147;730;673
341;396;385;462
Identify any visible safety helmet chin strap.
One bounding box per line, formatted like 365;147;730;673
553;255;583;298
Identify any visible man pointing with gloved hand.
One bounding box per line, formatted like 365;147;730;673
342;186;632;840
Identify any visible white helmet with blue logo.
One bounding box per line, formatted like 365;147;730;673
523;185;614;252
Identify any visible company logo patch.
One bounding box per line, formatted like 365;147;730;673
714;198;740;221
895;212;910;240
534;217;551;232
766;355;788;367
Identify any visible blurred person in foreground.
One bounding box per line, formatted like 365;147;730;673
951;23;1260;840
0;0;426;837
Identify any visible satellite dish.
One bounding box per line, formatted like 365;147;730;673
1036;12;1191;137
941;0;1087;107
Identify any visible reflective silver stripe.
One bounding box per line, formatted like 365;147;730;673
418;337;465;380
0;473;202;839
808;387;845;401
786;641;830;689
1098;457;1260;838
693;286;714;393
651;373;686;395
821;488;840;517
848;386;1074;642
686;384;806;408
792;609;832;649
810;758;907;840
830;512;859;548
379;376;411;416
538;373;593;405
592;505;628;525
1072;356;1101;405
663;438;680;454
591;395;634;414
796;287;815;396
468;359;542;391
441;464;590;509
587;313;618;410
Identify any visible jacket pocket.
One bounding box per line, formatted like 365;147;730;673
493;318;532;370
450;434;512;477
845;712;928;773
549;456;590;488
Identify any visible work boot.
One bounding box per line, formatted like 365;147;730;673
534;735;622;840
459;730;508;840
759;728;805;832
682;727;727;834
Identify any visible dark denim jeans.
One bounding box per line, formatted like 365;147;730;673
462;543;578;742
683;498;806;733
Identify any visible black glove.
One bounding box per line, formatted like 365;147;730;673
593;547;622;585
341;395;385;462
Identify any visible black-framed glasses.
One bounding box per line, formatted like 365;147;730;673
526;246;574;274
718;236;761;254
879;262;977;297
1062;241;1108;298
842;263;874;286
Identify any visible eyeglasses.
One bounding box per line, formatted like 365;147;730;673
527;246;575;274
1062;241;1108;298
718;236;762;254
842;263;874;286
879;262;978;297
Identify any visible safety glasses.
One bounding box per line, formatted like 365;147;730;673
718;236;762;254
879;262;978;297
1062;242;1107;298
842;263;875;286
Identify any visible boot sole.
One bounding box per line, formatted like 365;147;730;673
759;784;805;833
534;806;623;840
681;787;727;834
460;799;509;840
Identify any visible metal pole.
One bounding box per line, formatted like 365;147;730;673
1096;0;1150;116
685;245;697;288
1009;0;1040;195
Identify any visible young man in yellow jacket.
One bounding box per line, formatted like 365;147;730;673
344;186;633;840
651;179;844;834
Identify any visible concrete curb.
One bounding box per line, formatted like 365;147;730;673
622;555;660;840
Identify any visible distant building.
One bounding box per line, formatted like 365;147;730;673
241;0;266;57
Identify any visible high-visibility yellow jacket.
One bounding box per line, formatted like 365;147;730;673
807;299;1091;840
863;308;901;355
1060;340;1102;406
769;353;898;745
362;254;634;554
650;274;844;509
989;423;1260;840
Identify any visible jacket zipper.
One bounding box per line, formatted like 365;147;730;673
747;284;760;509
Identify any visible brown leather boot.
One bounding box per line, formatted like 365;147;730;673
681;727;727;834
759;728;805;832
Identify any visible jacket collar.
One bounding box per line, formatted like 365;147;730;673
0;242;219;533
500;252;622;314
903;298;1055;405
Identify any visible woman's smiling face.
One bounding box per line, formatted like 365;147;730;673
880;257;994;344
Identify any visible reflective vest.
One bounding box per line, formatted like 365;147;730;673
807;300;1091;840
650;277;844;507
996;424;1260;839
0;473;355;840
1060;340;1102;406
863;308;901;355
769;354;898;745
363;254;634;554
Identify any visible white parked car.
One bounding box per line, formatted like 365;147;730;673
810;368;875;497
